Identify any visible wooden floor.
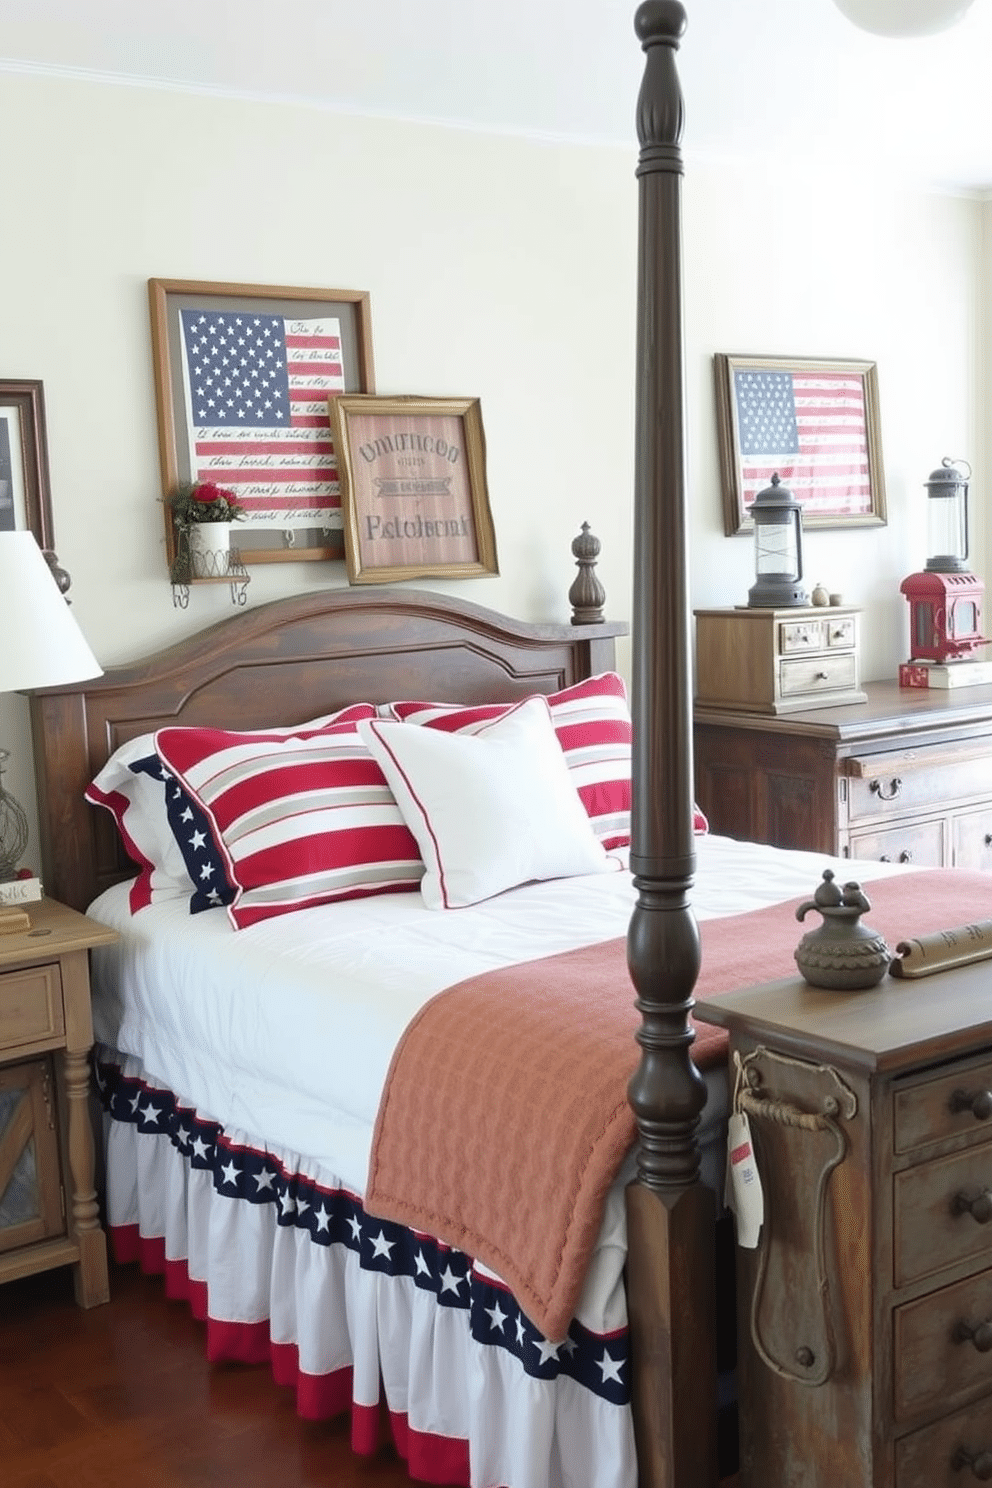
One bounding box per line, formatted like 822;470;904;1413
2;1259;741;1488
0;1261;410;1488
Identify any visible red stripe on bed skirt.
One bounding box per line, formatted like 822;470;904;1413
389;1410;472;1485
109;1224;476;1481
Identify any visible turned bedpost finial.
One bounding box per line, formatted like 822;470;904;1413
634;1;687;161
569;522;606;625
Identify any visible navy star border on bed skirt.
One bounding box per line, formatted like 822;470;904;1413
94;1054;632;1406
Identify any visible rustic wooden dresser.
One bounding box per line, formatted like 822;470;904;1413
694;680;992;868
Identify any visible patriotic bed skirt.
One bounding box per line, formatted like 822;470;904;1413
95;1051;637;1488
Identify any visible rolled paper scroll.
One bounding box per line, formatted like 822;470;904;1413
890;918;992;978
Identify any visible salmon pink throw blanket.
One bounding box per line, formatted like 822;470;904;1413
365;869;991;1339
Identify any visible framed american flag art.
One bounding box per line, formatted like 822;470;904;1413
149;279;375;568
714;353;887;536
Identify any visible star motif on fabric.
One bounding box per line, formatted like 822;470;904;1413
254;1168;276;1191
314;1205;330;1233
534;1337;560;1366
485;1301;508;1334
279;1192;297;1216
370;1231;394;1260
139;1101;161;1124
220;1160;239;1187
347;1214;362;1242
597;1350;624;1385
515;1317;527;1347
191;1136;211;1160
414;1250;431;1278
439;1266;463;1296
188;829;206;851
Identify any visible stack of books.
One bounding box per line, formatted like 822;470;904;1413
899;660;992;690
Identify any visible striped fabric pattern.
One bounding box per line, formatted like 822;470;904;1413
155;707;424;929
387;674;635;849
387;674;709;846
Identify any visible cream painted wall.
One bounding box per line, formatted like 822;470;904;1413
0;69;983;875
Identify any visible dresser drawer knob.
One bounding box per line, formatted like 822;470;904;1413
879;851;914;864
952;1190;992;1225
952;1446;992;1479
869;777;903;802
954;1319;992;1353
951;1089;992;1122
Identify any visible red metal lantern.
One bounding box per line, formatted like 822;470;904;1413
899;458;989;686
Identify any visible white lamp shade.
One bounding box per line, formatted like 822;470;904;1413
833;0;976;36
0;532;102;691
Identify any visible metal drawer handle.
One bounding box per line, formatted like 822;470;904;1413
985;834;992;848
879;851;914;864
814;670;829;681
953;1446;992;1480
954;1319;992;1353
869;777;903;801
952;1190;992;1225
951;1089;992;1122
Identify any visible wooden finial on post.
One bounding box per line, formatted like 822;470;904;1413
569;522;606;625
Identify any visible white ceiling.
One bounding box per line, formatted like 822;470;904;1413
1;0;991;192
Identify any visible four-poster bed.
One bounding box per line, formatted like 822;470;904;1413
23;4;843;1485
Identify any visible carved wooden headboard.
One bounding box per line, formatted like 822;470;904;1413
30;585;625;914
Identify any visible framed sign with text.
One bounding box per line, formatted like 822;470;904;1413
329;394;499;584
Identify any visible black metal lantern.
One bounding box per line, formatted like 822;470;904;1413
924;456;970;573
747;473;808;608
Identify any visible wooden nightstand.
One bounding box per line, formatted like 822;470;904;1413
696;964;992;1488
0;897;119;1307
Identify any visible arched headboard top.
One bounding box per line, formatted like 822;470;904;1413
30;585;626;912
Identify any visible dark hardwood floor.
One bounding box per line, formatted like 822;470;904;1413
2;1259;741;1488
0;1261;409;1488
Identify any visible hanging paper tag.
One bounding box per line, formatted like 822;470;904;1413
725;1110;764;1249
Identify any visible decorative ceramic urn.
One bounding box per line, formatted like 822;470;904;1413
794;869;891;991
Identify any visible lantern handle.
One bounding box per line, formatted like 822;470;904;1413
942;455;972;480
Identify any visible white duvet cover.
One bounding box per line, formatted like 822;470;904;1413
87;832;903;1198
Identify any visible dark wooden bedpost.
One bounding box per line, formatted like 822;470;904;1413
624;6;718;1487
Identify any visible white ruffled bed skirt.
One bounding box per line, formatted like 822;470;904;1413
96;1050;637;1488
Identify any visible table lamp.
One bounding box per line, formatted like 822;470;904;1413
0;532;102;898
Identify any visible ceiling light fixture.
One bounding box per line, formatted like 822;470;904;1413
833;0;976;36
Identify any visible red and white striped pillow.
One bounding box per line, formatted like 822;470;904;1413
155;707;424;930
386;673;708;844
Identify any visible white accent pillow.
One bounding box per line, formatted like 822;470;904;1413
359;696;612;910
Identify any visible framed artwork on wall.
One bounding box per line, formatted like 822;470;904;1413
0;380;54;548
148;279;375;567
329;394;499;584
714;353;887;535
